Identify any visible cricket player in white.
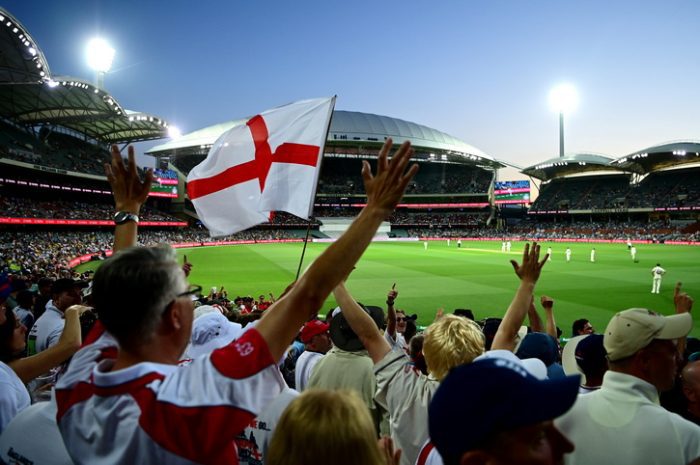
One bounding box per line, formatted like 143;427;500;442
501;241;506;252
547;247;553;261
651;263;666;294
631;245;637;262
590;248;596;263
506;241;512;252
565;247;571;262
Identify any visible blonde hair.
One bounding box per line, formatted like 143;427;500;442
423;314;485;381
267;389;384;465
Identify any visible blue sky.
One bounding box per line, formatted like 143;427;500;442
5;1;700;168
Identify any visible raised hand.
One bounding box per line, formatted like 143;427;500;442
510;242;548;284
387;283;398;304
674;282;694;314
540;295;554;309
104;145;153;213
362;138;419;217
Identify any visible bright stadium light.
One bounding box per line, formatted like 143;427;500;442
549;84;578;114
86;38;115;88
548;83;578;157
167;126;182;139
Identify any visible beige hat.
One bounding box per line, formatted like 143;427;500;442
604;308;692;361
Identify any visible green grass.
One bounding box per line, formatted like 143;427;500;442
77;240;700;338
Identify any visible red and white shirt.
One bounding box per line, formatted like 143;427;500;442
55;328;285;465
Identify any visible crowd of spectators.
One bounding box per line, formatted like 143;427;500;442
533;169;700;212
510;219;700;242
0;196;181;222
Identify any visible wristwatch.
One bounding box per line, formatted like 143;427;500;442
114;211;139;225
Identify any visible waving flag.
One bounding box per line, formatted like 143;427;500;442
187;97;335;237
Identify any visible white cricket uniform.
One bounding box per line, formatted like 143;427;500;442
501;242;506;252
651;265;666;293
566;249;571;262
55;325;285;465
506;241;511;252
547;247;553;261
590;249;596;262
630;246;637;261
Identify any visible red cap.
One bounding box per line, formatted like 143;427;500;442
300;319;330;344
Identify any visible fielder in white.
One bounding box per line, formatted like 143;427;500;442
565;247;571;262
651;263;666;294
501;241;506;252
630;245;637;262
506;241;512;252
547;247;553;261
590;248;596;263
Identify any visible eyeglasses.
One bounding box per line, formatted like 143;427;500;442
176;284;202;301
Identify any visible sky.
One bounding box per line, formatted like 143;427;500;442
5;0;700;171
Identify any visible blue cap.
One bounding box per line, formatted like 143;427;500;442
429;358;579;463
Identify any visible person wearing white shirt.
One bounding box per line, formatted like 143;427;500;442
556;303;700;465
651;263;666;294
294;319;331;391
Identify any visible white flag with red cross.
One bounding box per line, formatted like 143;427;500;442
186;97;336;237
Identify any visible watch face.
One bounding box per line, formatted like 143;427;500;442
114;212;128;223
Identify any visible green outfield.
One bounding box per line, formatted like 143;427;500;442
77;240;700;338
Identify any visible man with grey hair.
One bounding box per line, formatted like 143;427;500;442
55;140;418;464
556;284;700;465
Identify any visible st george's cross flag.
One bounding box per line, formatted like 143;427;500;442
186;97;335;237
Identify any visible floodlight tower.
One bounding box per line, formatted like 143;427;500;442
86;38;115;89
548;84;578;158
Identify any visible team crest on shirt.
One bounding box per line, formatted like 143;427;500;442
236;341;254;357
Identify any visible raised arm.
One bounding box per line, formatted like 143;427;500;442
333;282;392;364
9;305;88;383
674;282;694;357
540;295;558;340
527;296;544;333
385;284;398;338
104;145;153;252
256;139;418;360
492;242;548;352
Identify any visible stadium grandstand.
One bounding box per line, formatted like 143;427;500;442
0;2;698;278
521;143;700;242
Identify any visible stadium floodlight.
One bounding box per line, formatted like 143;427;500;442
86;38;115;88
548;83;578;158
167;126;182;139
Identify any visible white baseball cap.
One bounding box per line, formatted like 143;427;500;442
604;308;692;361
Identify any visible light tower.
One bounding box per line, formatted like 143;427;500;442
548;84;578;158
86;38;115;89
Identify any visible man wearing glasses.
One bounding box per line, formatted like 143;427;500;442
55;140;418;465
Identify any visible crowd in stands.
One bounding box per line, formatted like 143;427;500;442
0;196;181;222
533;169;700;211
1;140;699;465
510;219;700;242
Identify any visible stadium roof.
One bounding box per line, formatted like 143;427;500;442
148;110;504;169
0;7;171;144
521;153;626;181
610;141;700;174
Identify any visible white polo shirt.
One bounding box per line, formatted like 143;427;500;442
556;371;700;465
294;350;324;392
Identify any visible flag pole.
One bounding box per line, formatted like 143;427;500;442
295;220;314;280
293;96;336;282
